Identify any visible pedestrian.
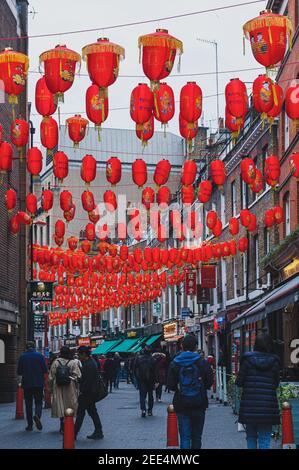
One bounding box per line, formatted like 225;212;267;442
113;352;122;389
98;355;106;374
124;357;131;384
104;352;116;393
48;346;81;433
152;351;167;402
17;341;48;432
74;346;104;440
134;346;156;418
236;332;280;449
167;335;214;449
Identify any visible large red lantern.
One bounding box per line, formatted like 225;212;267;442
180;82;202;123
273;206;284;225
10;118;29;154
41;189;53;212
252;75;274;117
285;84;299;122
9;214;20;235
132;159;147;187
60;190;73;212
39;45;81;102
181;159;197;186
0;47;29;104
5;189;16;212
106;156;121;185
241;158;256;185
82;38;125;88
0;141;13;174
138;29;183;89
206;211;218;230
142;187;155;210
27;147;42;175
229;217;239;236
153;82;175;128
17;211;32;225
26;193;37;216
240;209;251;227
225;78;248;120
243;11;293;69
210;159;226;188
250;169;264;193
238;237;248;254
85;223;96;241
181;185;195;205
130;83;153;125
179;114;198;151
225;107;244;141
104;190;117;211
136;115;154;147
81;190;95;212
266;83;283;125
86;84;109;136
81;154;96;184
53;151;68;183
157;186;171;206
198;180;212;203
40;116;58;153
66;115;88;148
35;76;57;117
265;155;280;188
154;159;171;186
55;219;65;238
264;209;275;228
290;153;299;179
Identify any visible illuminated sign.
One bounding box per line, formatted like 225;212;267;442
163;322;177;339
283;258;299;280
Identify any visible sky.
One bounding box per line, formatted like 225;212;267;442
27;0;267;144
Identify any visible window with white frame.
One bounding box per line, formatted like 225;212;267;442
283;192;291;236
220;192;226;225
231;180;237;216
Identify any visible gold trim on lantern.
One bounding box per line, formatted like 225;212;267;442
138;34;183;54
0;51;29;71
39;48;81;64
243;14;293;47
66;116;89;126
82;43;125;61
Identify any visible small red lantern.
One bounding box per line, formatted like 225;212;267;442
10;118;29;154
81;154;96;184
142;187;155;210
106;156;121;185
229;217;239;236
153;82;175;128
181;159;197;186
35;76;57;117
154;159;171;186
53;151;68;183
206;210;218;230
9;214;20;235
238;236;248;254
225;107;244;141
66;115;88;148
40;116;58;154
240;209;251;227
130;83;153;125
88;208;100;224
132;159;147;187
181;185;195;205
26;193;37;216
138;29;183;89
225;78;248;120
136;115;154;147
241;158;256;185
104;190;117;211
86;84;109;137
273;206;284;225
0;141;13;174
210;159;226;188
250;169;264;193
157;186;171;206
39;44;81;102
179;114;198;151
266;83;283;125
55;219;65;238
180;82;202;123
27;147;42;176
81;190;95;212
247;213;257;232
212;219;222;238
198;180;212;203
41;189;53;212
290;153;299;179
68;236;78;251
17;211;32;225
81;240;91;254
0;47;29;105
85;223;96;241
264;209;275;228
60;190;73;212
252;75;274;117
64;204;76;223
285;84;299;122
265;155;280;188
229;240;237;256
5;188;17;212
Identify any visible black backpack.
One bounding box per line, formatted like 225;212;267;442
56;359;71;386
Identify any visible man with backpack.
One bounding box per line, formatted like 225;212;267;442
134;346;157;418
167;335;214;449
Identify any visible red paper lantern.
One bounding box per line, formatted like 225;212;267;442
81;190;95;212
157;186;171;206
0;47;29;104
153;82;175;126
26;193;37;216
130;83;153;125
132;159;147;187
106;156;121;185
104;190;117;211
243;11;293;69
55;219;65;238
181;159;197;186
229;217;239;236
53;151;68;183
264;209;275;228
138;29;183;89
250;169;263;193
265;155;280;188
252;75;274;116
81;154;96;184
180;82;202;123
68;236;78;251
81;240;91;254
40;116;58;153
89;208;100;224
206;210;218;230
225;107;244;140
154;159;171;186
35;76;57;117
285;84;299;122
86;223;96;241
212;219;222;238
241;158;256;185
238;236;248;253
27;147;42;175
39;45;81;102
10;118;29;152
179;114;198;150
273;206;284;225
210;159;226;187
266;83;283;125
41;189;53;212
86;84;108;133
82;38;125;88
181;185;195;205
198;180;212;203
225;78;248;119
0;123;2;142
136;115;154;147
5;189;16;212
229;240;237;256
142;187;155;210
0;141;13;173
60;190;73;212
17;211;32;225
9;214;20;234
240;209;251;227
290;153;299;179
66;114;88;148
64;204;76;223
247;213;257;232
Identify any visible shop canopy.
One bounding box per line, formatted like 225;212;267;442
145;334;162;346
109;338;140;353
130;337;147;353
91;339;122;355
130;334;162;353
231;274;299;330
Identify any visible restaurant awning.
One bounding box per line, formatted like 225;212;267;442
231;274;299;330
129;337;147;353
145;334;162;346
91;339;122;355
109;338;140;353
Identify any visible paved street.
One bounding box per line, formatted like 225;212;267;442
0;383;281;449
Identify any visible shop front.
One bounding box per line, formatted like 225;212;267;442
162;321;183;358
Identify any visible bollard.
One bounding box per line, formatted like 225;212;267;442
63;408;75;449
44;373;51;409
282;402;296;449
222;366;228;406
15;383;24;420
167;405;179;447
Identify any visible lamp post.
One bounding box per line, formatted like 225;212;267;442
197;38;219;129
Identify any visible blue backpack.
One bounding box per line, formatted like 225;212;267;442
178;360;206;408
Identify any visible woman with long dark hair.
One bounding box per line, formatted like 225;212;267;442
236;332;280;449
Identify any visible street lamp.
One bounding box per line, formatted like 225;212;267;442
197;38;219;129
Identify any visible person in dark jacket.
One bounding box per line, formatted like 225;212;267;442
152;352;167;402
167;335;214;449
236;332;280;449
104;352;116;393
134;346;157;417
113;352;122;389
74;346;103;440
17;341;48;431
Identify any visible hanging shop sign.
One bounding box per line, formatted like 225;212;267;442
282;258;299;280
28;281;53;301
197;285;211;304
185;270;197;296
200;265;216;288
34;314;46;332
77;337;91;347
153;302;161;317
163;321;178;340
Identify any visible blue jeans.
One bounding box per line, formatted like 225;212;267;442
245;424;272;449
177;410;206;449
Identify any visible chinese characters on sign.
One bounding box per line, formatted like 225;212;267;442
185;270;197;296
28;282;53;302
200;265;216;288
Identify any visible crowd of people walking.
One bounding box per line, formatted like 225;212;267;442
17;332;281;449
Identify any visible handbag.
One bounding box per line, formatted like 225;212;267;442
94;373;108;402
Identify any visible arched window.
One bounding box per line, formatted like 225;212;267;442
0;339;5;364
283;192;291;237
